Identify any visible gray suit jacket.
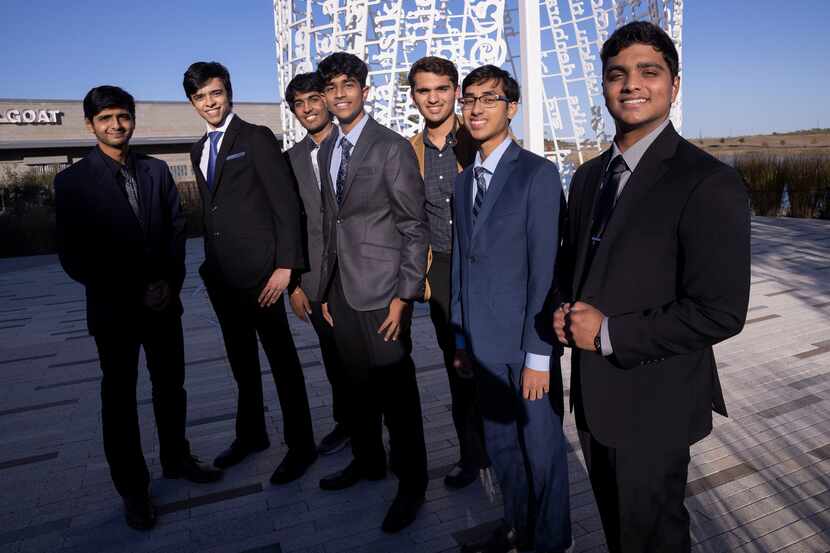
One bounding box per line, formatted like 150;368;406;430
287;133;332;302
318;115;428;311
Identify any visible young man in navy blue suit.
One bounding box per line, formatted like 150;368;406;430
55;86;221;531
451;66;572;553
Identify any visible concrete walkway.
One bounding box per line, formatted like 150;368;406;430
0;216;828;553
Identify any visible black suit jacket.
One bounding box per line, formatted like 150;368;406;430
54;147;186;335
286;133;333;303
318;116;428;310
562;123;751;449
191;115;304;290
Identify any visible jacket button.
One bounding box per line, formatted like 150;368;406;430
213;232;220;238
469;255;477;263
336;218;342;224
211;205;218;213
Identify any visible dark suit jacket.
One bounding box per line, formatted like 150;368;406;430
562;123;751;449
318;115;428;310
190;115;304;290
451;141;563;363
54;147;186;335
286;132;332;303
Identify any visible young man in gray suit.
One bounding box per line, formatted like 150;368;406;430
284;72;350;456
315;52;429;533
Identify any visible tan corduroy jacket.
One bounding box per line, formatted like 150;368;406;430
409;115;477;301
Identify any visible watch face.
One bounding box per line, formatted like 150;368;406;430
594;334;602;353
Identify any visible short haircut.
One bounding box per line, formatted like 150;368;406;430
83;86;135;121
407;56;459;89
461;65;520;103
285;72;326;113
317;53;369;88
183;61;233;102
600;21;679;78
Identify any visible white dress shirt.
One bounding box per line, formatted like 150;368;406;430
199;112;235;181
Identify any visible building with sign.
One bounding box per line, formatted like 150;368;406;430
0;99;283;182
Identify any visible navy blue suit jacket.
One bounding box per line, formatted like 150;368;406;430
55;147;186;335
451;141;564;365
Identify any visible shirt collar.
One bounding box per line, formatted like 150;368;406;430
609;117;671;173
336;112;370;148
206;112;235;134
97;146;134;177
474;135;513;175
305;124;334;150
423;129;456;152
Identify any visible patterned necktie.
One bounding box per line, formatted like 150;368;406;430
335;136;352;207
472;165;488;223
119;166;143;227
206;130;223;190
310;142;321;190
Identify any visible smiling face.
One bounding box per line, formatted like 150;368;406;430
189;77;232;128
411;71;456;126
85;107;134;149
323;74;369;131
603;43;679;142
461;78;517;149
291;90;330;135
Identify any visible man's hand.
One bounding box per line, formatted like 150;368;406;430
521;367;550;401
143;280;171;312
289;287;312;322
567;301;604;351
258;267;291;308
452;348;474;379
377;297;411;342
554;302;571;345
321;302;334;327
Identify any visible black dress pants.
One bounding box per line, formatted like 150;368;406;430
427;251;489;470
94;308;189;498
206;281;315;452
578;429;692;553
327;272;428;496
309;301;348;428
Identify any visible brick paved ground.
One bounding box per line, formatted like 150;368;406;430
0;216;829;553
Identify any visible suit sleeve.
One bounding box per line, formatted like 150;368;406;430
522;161;561;357
251;126;305;270
54;173;91;286
386;138;428;301
608;167;751;368
162;166;187;293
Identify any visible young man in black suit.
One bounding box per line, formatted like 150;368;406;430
554;22;751;552
55;86;221;531
183;62;317;484
284;72;350;455
315;52;429;533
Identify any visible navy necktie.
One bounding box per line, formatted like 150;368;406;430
206;130;223;190
472;166;488;223
335;137;352;207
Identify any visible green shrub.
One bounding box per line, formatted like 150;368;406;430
734;155;786;216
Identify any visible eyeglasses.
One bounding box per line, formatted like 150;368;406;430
458;94;512;110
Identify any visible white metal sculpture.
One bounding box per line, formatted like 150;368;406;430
272;0;683;182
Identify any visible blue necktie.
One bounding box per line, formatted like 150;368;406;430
472;166;488;223
206;131;223;191
335;137;352;207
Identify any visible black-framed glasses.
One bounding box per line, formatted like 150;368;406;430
458;94;512;110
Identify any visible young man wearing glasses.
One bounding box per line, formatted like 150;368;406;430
452;65;572;553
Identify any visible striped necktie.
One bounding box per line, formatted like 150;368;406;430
472;165;488;223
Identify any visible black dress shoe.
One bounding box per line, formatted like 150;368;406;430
270;449;318;485
319;460;385;491
163;455;223;483
460;524;528;553
123;493;156;531
381;492;424;533
213;439;269;469
444;463;479;489
317;424;350;456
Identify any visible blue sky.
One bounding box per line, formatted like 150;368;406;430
2;0;828;137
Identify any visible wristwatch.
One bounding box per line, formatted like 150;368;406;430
593;332;602;354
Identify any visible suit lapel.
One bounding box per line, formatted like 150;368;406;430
318;128;337;211
191;135;208;194
341;116;378;206
471;141;520;240
572;151;608;298
457;168;473;242
297;137;321;212
135;159;153;235
89;148;144;236
209;115;242;198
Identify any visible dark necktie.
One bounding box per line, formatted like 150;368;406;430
206;130;223;191
119;166;143;227
580;154;627;287
335;137;352;207
472;165;488;223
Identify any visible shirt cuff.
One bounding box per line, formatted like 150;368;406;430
524;352;550;372
601;316;614;356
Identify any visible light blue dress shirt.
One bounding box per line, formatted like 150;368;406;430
328;112;370;197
